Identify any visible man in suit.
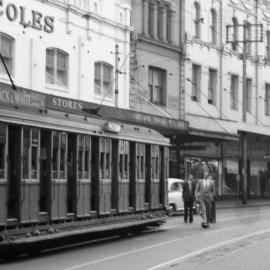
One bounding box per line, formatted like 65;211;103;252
195;171;215;228
182;174;196;223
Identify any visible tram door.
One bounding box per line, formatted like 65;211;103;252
21;127;40;223
0;124;7;225
7;125;21;220
135;143;146;211
76;135;91;217
99;138;112;215
112;140;129;213
51;131;67;220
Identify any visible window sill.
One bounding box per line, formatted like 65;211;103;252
46;83;69;93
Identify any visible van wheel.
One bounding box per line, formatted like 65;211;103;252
168;204;176;216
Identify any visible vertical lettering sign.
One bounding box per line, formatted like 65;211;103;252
0;0;54;33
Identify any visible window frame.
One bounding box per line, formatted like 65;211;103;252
0;32;14;76
194;2;201;39
46;48;69;88
94;61;114;99
230;74;239;111
266;31;270;61
148;66;166;105
210;9;217;45
246;78;252;113
191;63;201;102
232;17;239;51
208;68;217;105
265;83;270;116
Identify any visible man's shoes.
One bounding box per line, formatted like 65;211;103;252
189;220;193;223
201;222;210;229
184;220;187;223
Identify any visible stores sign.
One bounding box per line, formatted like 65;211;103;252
0;1;54;33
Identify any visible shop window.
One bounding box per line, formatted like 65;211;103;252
246;78;252;113
265;83;270;116
191;64;201;102
46;48;68;87
94;61;113;98
232;17;238;51
208;68;217;105
230;74;238;110
210;9;217;44
148;66;166;105
0;33;14;76
194;2;201;39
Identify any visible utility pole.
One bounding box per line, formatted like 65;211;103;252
226;23;263;204
115;44;119;108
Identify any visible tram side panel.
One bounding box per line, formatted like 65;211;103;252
0;124;7;225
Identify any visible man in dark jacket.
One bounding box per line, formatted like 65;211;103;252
182;174;196;223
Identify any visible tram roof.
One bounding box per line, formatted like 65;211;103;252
0;108;170;146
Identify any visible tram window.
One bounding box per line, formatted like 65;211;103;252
120;154;123;178
100;152;105;179
136;155;140;178
105;152;110;178
23;128;30;179
124;154;128;179
140;156;144;179
0;125;6;178
151;157;155;178
31;146;38;179
78;135;84;179
52;132;59;179
60;132;66;179
85;136;90;178
155;157;159;178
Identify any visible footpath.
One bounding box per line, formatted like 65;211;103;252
216;199;270;209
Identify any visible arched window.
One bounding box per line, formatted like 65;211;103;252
210;9;217;44
266;31;270;60
232;17;238;51
194;2;201;38
94;61;113;98
0;33;14;76
46;48;69;87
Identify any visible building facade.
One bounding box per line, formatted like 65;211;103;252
183;0;270;201
0;0;132;108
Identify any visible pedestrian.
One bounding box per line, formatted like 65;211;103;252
182;174;196;223
195;171;215;229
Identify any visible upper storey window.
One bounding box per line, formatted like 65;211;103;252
94;61;113;98
143;0;173;43
194;2;201;39
46;48;68;87
0;33;14;76
232;17;238;51
210;9;217;44
266;31;270;61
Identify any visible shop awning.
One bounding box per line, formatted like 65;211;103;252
238;122;270;137
186;114;239;141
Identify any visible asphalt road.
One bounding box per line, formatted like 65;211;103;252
1;206;270;270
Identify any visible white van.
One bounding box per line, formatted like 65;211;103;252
168;178;184;214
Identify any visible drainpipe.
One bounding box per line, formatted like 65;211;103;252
255;0;259;125
219;0;223;119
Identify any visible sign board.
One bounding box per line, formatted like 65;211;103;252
103;122;121;133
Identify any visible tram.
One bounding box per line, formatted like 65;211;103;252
0;90;170;258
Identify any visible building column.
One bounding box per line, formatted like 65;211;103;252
161;6;167;42
142;0;149;37
152;1;158;39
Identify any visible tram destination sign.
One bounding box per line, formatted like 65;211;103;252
0;88;46;109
